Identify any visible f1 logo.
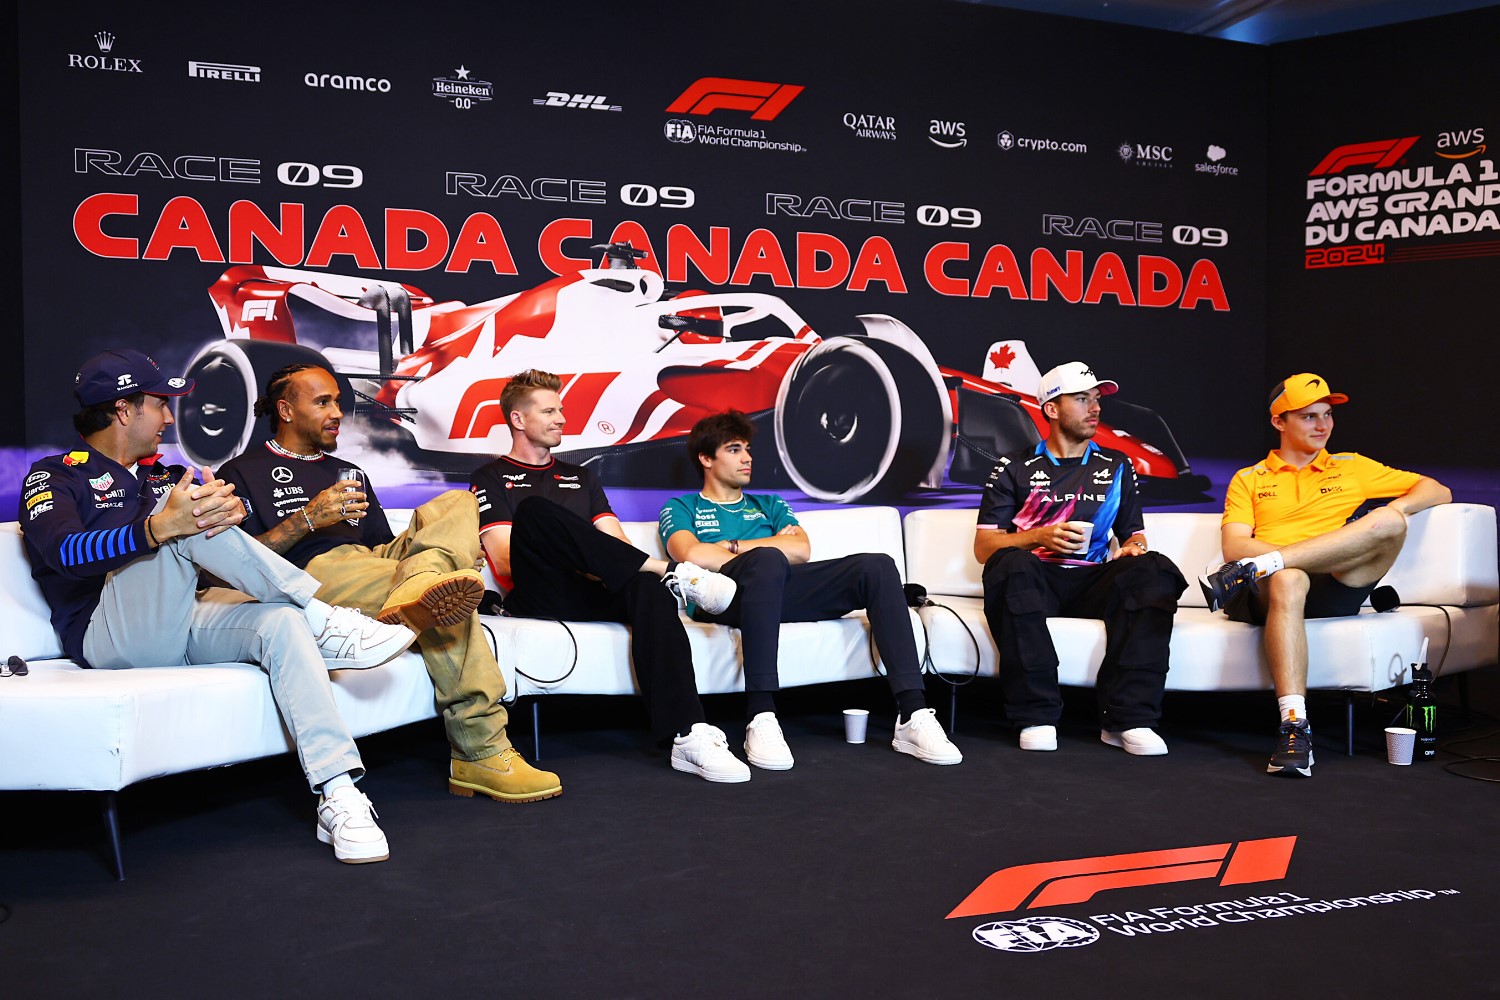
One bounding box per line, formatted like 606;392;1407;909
666;77;804;121
1309;137;1419;175
946;836;1296;919
241;300;277;321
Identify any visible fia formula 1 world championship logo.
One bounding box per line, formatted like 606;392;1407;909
949;837;1297;918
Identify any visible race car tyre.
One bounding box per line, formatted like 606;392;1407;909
774;336;945;502
177;339;331;468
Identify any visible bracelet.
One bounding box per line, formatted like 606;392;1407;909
302;508;316;533
144;515;159;547
1126;539;1147;551
729;539;740;554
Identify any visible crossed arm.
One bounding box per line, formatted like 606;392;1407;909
664;524;810;571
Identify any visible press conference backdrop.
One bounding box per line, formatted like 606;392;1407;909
10;1;1494;519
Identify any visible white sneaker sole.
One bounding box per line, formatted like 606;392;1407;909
745;747;795;770
1100;731;1169;756
322;626;415;671
316;825;391;864
671;755;751;783
891;738;963;765
1019;728;1058;752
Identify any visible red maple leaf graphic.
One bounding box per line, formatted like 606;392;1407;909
989;344;1016;370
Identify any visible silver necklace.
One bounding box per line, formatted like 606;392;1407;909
700;491;747;512
268;439;323;461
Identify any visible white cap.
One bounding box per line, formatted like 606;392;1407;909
1037;361;1119;406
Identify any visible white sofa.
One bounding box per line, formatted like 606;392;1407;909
1;502;1494;878
904;503;1499;727
0;507;913;877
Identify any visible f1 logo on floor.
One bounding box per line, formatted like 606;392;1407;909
947;836;1296;919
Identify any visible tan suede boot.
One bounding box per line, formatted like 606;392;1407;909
376;569;484;632
449;748;563;803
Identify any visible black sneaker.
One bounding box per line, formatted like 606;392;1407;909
1199;561;1257;612
1267;719;1313;777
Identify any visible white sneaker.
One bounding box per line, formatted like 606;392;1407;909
671;723;752;782
664;562;738;614
744;712;795;770
316;786;390;864
1019;725;1058;752
1101;727;1169;756
304;599;415;669
892;707;963;765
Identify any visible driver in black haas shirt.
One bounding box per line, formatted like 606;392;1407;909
973;361;1187;757
470;455;611;590
469;369;749;784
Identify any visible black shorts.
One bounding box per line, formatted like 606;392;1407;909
1225;571;1375;626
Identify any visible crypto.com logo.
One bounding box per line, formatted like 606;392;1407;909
1309;136;1419;175
947;836;1296;919
666;78;804;120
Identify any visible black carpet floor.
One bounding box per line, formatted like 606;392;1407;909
4;672;1500;999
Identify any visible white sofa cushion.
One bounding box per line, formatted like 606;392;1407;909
903;504;1498;608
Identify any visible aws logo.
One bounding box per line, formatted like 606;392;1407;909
1436;126;1486;159
948;836;1296;919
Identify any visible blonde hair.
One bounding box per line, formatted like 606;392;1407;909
500;369;563;426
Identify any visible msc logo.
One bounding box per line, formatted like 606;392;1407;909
1309;136;1419;175
666;78;804;121
929;120;967;148
947;836;1296;918
973;917;1099;953
1436;127;1486;159
1120;142;1173;166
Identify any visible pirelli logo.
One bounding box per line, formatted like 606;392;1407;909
947;837;1297;918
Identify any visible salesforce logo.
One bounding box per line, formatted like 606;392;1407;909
305;72;391;93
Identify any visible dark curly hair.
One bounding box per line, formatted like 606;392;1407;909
687;410;756;464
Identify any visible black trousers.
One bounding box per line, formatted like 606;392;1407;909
694;547;926;703
504;497;705;741
980;549;1186;730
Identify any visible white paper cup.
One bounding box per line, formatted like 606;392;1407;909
843;708;870;744
1385;726;1416;765
1064;520;1094;555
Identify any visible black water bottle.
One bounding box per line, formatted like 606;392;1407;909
1405;638;1437;760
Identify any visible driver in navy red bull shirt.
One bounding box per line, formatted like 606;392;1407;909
973;362;1187;756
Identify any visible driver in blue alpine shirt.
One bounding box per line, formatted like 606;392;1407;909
973;361;1187;756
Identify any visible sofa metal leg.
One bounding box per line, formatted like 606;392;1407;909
99;791;125;881
1345;693;1355;757
949;684;959;736
530;699;542;762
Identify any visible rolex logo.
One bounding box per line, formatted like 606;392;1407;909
95;30;115;52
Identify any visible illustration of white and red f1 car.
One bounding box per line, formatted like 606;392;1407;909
179;243;1208;502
